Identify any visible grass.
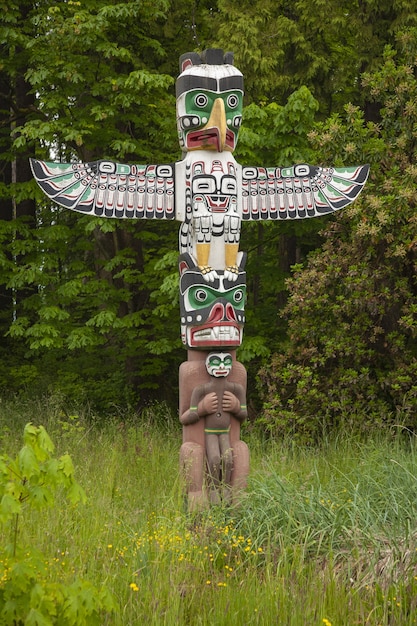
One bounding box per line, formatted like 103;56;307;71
1;396;417;624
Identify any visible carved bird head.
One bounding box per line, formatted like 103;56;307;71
176;49;244;154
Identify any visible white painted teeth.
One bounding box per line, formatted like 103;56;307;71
192;326;240;342
198;329;212;337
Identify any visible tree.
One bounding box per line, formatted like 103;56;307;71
258;29;417;441
213;0;417;116
234;86;322;363
1;0;327;409
1;1;416;416
0;0;187;408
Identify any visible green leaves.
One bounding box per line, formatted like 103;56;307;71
2;0;416;416
0;423;87;516
0;424;111;625
0;493;21;523
236;87;319;166
259;29;417;440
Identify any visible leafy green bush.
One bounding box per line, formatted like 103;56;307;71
0;423;115;625
258;30;417;441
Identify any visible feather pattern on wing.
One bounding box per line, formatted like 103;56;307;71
241;163;369;220
30;159;176;219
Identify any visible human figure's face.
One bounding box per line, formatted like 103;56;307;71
205;352;233;377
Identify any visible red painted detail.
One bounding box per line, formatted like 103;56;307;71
186;128;221;151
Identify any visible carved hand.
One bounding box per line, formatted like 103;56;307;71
222;390;240;413
198;392;218;415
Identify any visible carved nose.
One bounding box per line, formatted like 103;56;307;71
207;303;225;322
225;303;237;321
207;302;237;323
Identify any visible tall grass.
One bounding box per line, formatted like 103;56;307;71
1;396;417;624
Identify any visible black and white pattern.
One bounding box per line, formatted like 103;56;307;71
30;159;175;220
241;164;370;221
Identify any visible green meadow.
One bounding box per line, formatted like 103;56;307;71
1;397;417;625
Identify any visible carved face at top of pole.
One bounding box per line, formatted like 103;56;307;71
176;49;244;153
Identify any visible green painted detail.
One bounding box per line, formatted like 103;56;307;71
188;284;246;310
184;89;243;124
207;354;233;369
204;427;231;434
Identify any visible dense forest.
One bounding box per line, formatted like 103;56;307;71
1;1;417;436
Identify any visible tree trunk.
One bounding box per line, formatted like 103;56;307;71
0;69;13;328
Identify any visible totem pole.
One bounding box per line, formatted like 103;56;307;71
30;49;369;509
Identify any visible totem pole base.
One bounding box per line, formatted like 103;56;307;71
179;350;250;511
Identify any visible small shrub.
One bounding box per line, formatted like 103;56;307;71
0;423;115;625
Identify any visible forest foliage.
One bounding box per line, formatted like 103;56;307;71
1;1;417;434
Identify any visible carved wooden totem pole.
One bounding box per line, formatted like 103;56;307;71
31;49;369;509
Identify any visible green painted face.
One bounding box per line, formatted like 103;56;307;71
206;352;233;377
179;89;243;151
185;89;242;127
180;259;247;348
176;55;244;152
187;283;246;311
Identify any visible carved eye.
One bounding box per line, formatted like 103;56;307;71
195;93;208;108
195;289;208;302
233;289;244;303
221;176;237;194
227;94;239;108
294;164;310;177
193;177;216;194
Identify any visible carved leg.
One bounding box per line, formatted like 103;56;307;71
219;433;233;503
205;433;221;505
196;242;211;273
195;215;217;279
230;440;250;504
180;441;208;510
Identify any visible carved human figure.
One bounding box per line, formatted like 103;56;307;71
179;350;249;509
185;352;246;503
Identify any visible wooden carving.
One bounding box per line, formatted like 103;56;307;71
31;49;369;508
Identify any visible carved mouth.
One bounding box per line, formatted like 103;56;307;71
187;323;242;347
186;128;236;152
186;128;221;151
207;196;229;212
225;130;236;150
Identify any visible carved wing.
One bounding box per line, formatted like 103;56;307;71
30;159;176;219
240;163;369;221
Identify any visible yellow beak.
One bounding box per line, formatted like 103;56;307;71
204;97;227;152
